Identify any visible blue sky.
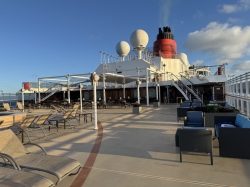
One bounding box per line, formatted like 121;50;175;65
1;0;250;93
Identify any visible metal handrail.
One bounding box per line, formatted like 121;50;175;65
169;73;203;103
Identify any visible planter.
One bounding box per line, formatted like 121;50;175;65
204;112;239;127
132;106;142;114
153;102;160;107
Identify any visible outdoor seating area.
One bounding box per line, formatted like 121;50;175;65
0;104;250;186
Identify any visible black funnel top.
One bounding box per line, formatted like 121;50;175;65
157;26;174;40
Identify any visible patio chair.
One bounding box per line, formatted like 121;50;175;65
191;102;201;107
50;104;66;114
179;127;213;165
3;103;12;111
48;110;75;129
67;109;82;126
11;115;39;143
17;102;33;113
184;111;204;127
31;113;53;138
72;103;80;110
0;166;55;187
180;102;190;107
0;129;82;185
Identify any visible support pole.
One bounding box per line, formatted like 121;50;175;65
93;73;99;130
123;85;125;99
38;79;41;103
79;83;83;113
67;74;70;104
146;69;149;106
94;81;97;129
21;89;24;110
137;82;140;104
103;73;106;102
156;84;158;100
34;92;36;104
159;84;161;103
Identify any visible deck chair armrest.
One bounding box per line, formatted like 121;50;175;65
0;153;21;170
23;142;47;154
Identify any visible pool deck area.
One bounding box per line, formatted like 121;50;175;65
7;104;250;187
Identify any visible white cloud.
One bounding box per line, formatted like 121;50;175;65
193;10;204;18
184;22;250;65
192;60;204;66
218;0;250;13
227;17;242;24
227;61;250;74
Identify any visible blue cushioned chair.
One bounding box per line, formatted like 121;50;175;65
191;102;201;107
180;102;190;107
184;111;204;127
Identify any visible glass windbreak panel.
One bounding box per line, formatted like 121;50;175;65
84;92;89;100
149;88;156;98
134;89;138;98
97;91;101;99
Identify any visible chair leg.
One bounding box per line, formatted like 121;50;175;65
180;150;182;163
210;152;213;165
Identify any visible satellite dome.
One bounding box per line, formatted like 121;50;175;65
116;41;130;57
130;29;149;49
179;53;188;64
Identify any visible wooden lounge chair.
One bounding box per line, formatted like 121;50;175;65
11;116;39;143
48;110;75;129
2;103;13;111
0;129;82;184
0;166;55;187
31;113;53;138
17;102;33;113
50;104;66;114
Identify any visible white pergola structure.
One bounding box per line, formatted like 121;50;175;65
38;73;91;112
99;67;163;106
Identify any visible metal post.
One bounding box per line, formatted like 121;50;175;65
123;85;125;99
156;84;158;100
159;84;161;103
79;83;83;113
93;73;99;130
103;73;106;102
34;92;36;104
137;82;140;104
38;79;41;103
94;80;97;129
67;74;70;104
21;88;24;109
146;69;149;106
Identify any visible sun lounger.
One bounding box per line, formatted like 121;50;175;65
11;116;39;143
0;129;82;184
0;166;55;187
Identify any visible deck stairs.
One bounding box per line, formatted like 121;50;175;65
169;73;203;104
40;86;60;102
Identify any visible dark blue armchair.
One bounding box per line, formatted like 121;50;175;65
184;111;204;127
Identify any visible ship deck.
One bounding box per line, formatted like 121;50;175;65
10;104;250;187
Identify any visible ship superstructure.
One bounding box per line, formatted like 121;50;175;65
18;26;228;104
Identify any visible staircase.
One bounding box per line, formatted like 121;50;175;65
169;73;203;103
40;86;60;102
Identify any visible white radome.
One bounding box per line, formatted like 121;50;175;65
130;29;149;48
116;41;130;57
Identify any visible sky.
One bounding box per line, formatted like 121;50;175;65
1;0;250;93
